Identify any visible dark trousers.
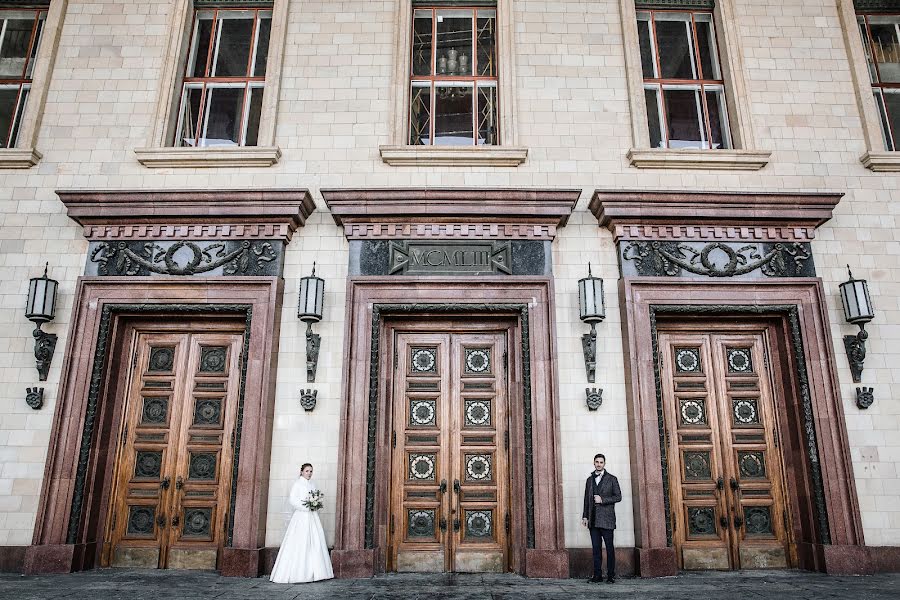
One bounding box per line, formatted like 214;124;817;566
589;526;615;578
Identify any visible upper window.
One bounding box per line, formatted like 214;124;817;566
409;5;499;146
858;12;900;151
173;6;272;148
0;7;46;149
637;9;731;150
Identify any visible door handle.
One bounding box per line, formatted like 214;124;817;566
716;477;724;491
160;476;170;490
733;514;743;528
720;516;728;528
439;517;447;531
175;476;184;490
440;479;447;494
729;477;740;491
156;513;166;528
453;479;460;494
171;514;180;527
453;518;460;531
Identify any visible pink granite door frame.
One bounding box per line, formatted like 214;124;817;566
622;278;867;576
330;277;570;579
24;277;283;577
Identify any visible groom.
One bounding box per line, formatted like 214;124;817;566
581;453;622;583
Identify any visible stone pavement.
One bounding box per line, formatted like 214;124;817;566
0;569;898;600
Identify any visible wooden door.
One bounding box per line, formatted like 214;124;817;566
389;330;509;572
106;329;243;569
659;329;790;570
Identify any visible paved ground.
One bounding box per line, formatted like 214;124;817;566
0;569;898;600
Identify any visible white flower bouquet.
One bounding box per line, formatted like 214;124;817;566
303;489;325;512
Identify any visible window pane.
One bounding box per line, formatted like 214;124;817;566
409;83;431;145
477;84;498;145
637;15;655;79
8;85;28;147
883;90;900;152
0;18;35;77
436;10;472;77
189;12;215;77
434;83;473;145
412;10;433;76
645;86;663;148
212;12;255;77
244;85;263;146
175;85;203;147
0;86;19;147
476;9;496;77
663;87;703;148
26;15;45;78
655;13;695;79
858;18;878;84
252;14;271;77
705;87;730;149
694;14;720;80
873;91;894;151
200;85;245;146
868;18;900;83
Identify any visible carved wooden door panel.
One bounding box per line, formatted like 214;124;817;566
106;330;242;569
660;330;789;570
390;330;509;573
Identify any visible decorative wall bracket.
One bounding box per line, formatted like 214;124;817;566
26;387;44;410
33;325;57;382
586;387;603;411
582;323;597;384
306;324;320;383
300;389;318;412
855;387;874;410
843;326;868;383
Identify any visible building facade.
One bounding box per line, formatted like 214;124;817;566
0;0;898;578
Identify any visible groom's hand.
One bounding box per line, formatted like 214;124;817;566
581;518;588;528
593;494;602;504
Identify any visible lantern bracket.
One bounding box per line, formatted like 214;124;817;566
33;324;57;382
843;324;868;384
582;322;597;384
306;322;321;383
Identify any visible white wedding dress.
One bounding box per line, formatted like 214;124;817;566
269;477;334;583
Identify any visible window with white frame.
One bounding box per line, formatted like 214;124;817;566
409;4;499;146
173;5;271;148
858;11;900;151
637;7;731;150
0;6;46;149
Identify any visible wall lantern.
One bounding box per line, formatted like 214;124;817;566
298;262;325;383
839;266;874;384
26;263;58;381
578;263;605;384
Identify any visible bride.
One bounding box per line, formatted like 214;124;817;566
269;463;334;583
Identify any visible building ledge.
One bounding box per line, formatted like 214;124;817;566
134;146;281;168
860;151;900;172
379;145;528;167
627;148;771;170
0;147;42;169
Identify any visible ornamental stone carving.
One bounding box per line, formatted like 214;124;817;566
620;241;814;278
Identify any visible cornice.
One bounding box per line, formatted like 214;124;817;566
589;190;842;242
57;189;315;242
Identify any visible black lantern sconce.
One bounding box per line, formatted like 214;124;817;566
26;263;58;382
578;264;605;384
298;262;325;383
839;266;875;384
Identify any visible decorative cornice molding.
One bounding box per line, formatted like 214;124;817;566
379;145;528;167
344;222;558;240
860;151;900;172
133;146;281;169
323;188;580;240
627;148;771;171
58;189;315;242
0;147;42;169
590;190;841;242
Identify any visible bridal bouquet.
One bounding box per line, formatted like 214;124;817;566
303;490;325;512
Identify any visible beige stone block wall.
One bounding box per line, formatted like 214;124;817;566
0;0;897;552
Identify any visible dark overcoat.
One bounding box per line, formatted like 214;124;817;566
582;471;622;529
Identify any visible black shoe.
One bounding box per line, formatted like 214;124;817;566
606;577;616;584
587;576;603;583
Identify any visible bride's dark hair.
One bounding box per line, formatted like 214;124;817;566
301;463;313;471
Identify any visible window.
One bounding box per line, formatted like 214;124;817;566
173;7;271;148
858;12;900;151
408;6;499;146
637;9;731;150
0;7;46;149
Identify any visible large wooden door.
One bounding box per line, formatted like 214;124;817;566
389;329;509;572
659;328;791;570
105;328;243;569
